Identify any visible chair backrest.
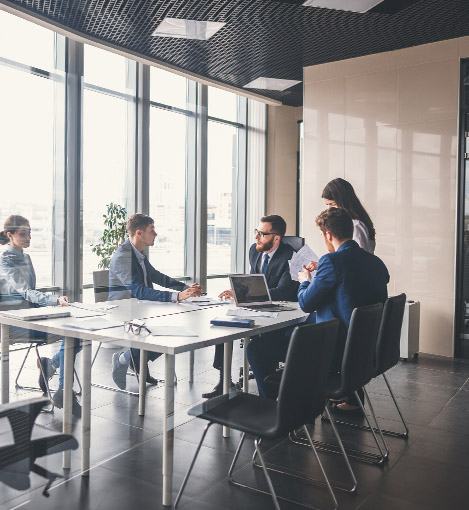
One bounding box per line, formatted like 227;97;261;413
276;319;340;434
339;303;383;394
282;236;305;253
93;270;110;303
375;294;407;375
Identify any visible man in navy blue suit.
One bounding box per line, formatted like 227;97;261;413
202;214;299;399
109;213;202;390
247;207;389;400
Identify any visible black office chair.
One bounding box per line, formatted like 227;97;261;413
282;236;305;252
0;397;78;496
311;303;388;464
175;319;355;510
330;294;409;439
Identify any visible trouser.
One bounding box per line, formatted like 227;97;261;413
246;329;292;399
127;348;162;364
213;343;233;370
51;338;82;389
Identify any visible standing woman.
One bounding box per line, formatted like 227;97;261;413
307;179;377;414
322;178;376;253
0;215;81;416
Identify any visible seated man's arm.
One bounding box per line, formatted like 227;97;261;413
269;268;299;301
110;253;174;302
147;265;187;292
298;256;336;313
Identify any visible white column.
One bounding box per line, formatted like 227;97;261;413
163;353;175;507
222;341;233;438
138;349;147;416
62;336;73;469
81;339;92;475
1;324;9;404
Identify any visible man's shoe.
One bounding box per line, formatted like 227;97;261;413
112;352;128;390
51;388;82;418
129;357;157;384
37;357;56;393
202;380;235;399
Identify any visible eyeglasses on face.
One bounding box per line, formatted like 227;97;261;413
124;321;151;335
254;229;279;238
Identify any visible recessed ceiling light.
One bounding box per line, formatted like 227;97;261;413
243;77;301;91
303;0;384;13
152;18;226;40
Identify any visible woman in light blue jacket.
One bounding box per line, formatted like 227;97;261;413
0;215;81;416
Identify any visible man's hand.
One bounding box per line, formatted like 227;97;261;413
218;289;234;300
298;265;312;284
57;296;69;306
305;260;318;272
178;284;203;301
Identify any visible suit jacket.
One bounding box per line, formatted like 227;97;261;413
109;239;186;302
248;241;299;301
298;240;389;365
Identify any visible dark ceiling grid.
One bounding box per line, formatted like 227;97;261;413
2;0;469;106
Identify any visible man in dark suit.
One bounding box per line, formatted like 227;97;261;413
109;213;202;390
247;207;389;400
202;214;299;399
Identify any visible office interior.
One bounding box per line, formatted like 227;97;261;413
1;0;469;509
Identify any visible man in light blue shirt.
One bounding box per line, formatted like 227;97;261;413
109;213;202;389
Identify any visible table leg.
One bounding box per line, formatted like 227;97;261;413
63;336;73;469
223;341;233;438
163;353;175;507
138;349;147;416
189;351;194;384
81;340;92;475
243;337;250;393
1;325;9;404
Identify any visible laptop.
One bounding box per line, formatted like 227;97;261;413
0;306;71;321
229;274;296;312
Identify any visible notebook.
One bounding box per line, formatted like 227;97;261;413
228;274;296;312
0;306;71;321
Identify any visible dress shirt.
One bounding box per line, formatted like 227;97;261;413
0;245;58;307
256;246;278;273
352;220;375;254
129;242;179;302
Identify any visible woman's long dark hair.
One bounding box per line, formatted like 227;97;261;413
321;179;375;241
0;215;29;245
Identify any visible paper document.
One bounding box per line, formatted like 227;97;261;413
69;302;118;312
289;244;319;281
151;326;198;337
68;308;106;319
61;318;123;331
189;299;230;307
227;308;279;319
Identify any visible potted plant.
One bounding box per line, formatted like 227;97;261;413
91;203;128;269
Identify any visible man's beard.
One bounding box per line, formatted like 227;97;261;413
256;237;274;252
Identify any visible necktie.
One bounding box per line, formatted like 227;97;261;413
261;253;269;274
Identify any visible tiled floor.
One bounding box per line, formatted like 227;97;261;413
1;342;469;510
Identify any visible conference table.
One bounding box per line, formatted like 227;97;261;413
0;298;307;507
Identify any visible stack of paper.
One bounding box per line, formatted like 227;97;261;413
288;244;319;281
227;308;279;318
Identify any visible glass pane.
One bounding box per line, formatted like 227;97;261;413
149;108;187;277
82;89;128;285
84;44;128;94
0;10;55;72
208;86;238;122
0;67;55;287
207;121;238;275
150;67;188;110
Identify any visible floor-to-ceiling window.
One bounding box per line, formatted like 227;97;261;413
0;10;63;290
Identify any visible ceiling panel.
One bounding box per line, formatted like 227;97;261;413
2;0;469;106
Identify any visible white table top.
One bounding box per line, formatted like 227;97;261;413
0;298;308;355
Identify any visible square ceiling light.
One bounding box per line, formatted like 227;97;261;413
152;18;226;40
243;77;301;91
303;0;384;12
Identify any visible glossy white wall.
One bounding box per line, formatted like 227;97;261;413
302;37;465;356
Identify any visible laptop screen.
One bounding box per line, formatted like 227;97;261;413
229;274;271;306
